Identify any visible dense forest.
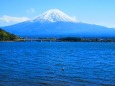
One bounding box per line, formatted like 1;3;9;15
0;28;19;41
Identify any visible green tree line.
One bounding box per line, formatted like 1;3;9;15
0;28;19;41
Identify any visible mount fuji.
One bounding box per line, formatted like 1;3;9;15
32;9;78;23
2;9;115;38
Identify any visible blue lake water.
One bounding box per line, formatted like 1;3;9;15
0;42;115;86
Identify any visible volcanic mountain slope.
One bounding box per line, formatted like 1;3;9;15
32;9;78;22
2;9;115;38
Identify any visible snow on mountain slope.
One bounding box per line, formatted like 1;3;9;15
31;9;79;23
2;9;115;38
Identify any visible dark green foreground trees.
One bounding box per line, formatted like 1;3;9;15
59;37;82;42
0;28;19;41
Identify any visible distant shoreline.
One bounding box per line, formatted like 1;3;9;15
0;41;14;42
1;37;115;42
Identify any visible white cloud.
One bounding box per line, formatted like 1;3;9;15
72;16;77;20
0;15;29;23
27;8;35;14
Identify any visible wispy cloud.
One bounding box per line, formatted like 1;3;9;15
27;8;36;14
0;15;29;23
72;16;77;20
72;16;80;22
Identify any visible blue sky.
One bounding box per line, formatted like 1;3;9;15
0;0;115;28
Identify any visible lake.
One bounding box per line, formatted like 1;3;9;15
0;42;115;86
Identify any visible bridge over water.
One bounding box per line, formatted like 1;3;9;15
16;38;57;42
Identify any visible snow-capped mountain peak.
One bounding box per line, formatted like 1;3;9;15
3;9;115;38
32;9;79;23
